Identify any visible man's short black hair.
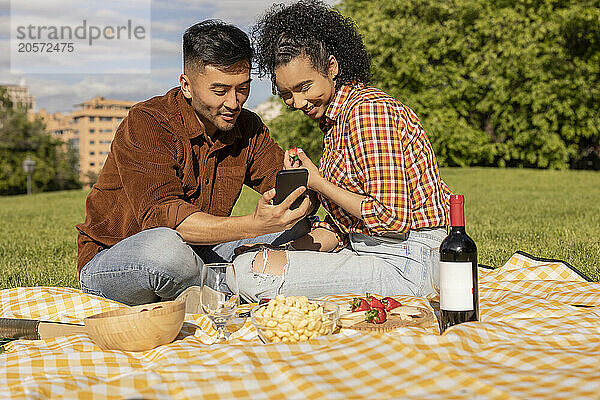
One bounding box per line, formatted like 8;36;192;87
183;20;253;72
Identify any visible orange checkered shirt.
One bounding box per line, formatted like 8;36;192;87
313;83;451;249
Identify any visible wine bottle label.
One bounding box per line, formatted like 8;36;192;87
439;261;474;311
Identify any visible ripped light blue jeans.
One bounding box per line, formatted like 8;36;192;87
232;228;446;303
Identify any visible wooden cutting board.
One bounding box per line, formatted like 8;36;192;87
349;307;434;332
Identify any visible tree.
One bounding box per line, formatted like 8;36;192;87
0;88;80;195
341;0;600;169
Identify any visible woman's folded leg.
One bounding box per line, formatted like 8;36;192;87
232;247;420;303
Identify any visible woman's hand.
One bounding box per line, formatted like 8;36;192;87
251;187;311;235
284;147;323;192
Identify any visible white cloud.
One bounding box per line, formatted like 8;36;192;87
8;0;151;42
10;0;81;14
6;0;152;74
0;16;9;36
151;38;180;57
9;0;150;21
13;72;177;113
2;0;340;113
7;38;152;74
152;0;212;10
147;67;182;78
153;0;338;28
152;19;189;34
0;39;8;64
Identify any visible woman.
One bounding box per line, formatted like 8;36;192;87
232;0;451;302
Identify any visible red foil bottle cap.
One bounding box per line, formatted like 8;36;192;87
449;195;465;227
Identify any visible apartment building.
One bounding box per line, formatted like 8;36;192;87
38;96;135;182
0;83;35;112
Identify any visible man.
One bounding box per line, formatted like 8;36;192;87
76;20;315;305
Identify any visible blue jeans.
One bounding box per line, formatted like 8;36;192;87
233;228;446;302
79;218;313;306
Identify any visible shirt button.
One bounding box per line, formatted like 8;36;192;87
205;178;209;185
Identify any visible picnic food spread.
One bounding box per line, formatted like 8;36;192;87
2;252;600;399
251;295;338;343
339;294;434;331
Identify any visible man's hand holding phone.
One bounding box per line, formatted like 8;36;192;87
251;184;311;236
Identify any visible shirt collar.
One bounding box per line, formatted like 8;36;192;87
320;83;363;133
216;123;241;145
323;83;359;121
175;88;204;139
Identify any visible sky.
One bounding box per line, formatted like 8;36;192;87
0;0;337;113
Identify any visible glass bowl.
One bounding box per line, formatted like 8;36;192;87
250;299;339;343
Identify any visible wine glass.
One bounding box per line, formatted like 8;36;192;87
201;263;239;342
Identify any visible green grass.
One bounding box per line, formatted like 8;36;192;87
441;168;600;280
0;168;599;291
0;190;85;289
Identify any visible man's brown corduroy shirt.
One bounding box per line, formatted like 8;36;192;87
76;87;284;274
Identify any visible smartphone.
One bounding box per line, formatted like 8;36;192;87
273;169;308;209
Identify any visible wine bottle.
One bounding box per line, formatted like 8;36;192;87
439;194;479;332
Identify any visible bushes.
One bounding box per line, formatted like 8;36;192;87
343;0;600;169
267;0;600;170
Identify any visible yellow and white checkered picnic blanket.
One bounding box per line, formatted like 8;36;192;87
1;252;599;399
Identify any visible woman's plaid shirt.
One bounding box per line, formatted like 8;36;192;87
313;84;451;249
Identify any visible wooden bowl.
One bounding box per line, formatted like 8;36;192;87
84;299;185;352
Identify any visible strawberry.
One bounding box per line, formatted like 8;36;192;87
350;297;370;312
289;147;300;164
366;293;384;309
382;297;402;311
365;307;387;324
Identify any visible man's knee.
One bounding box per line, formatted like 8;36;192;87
123;227;202;283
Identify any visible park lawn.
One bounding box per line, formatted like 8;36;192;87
0;167;599;292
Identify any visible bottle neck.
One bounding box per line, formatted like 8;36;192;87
449;226;466;234
449;196;465;227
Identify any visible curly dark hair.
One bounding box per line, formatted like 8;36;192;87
252;0;371;93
